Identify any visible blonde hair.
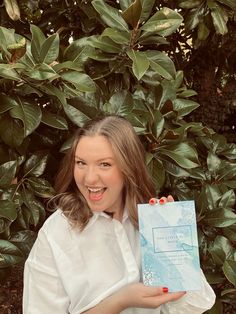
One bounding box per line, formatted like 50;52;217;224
53;115;156;229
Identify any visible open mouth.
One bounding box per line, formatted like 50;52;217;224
87;187;106;201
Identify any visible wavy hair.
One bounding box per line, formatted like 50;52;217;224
52;115;156;229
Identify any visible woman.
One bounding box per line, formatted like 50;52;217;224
23;115;215;313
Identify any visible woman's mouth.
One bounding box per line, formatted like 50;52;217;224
87;187;106;201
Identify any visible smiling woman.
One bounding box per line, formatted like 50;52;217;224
23;115;215;314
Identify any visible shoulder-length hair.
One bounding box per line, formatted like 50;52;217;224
52;115;156;230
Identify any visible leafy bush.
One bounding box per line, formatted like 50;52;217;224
1;0;236;312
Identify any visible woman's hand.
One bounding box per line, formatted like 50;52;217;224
149;195;174;205
116;282;185;310
82;282;185;313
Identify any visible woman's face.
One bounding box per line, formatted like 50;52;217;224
74;135;125;220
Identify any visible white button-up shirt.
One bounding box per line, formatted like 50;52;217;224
23;209;215;313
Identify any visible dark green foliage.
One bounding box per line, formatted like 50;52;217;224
1;0;236;312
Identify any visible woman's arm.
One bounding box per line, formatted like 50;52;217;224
83;283;185;313
23;229;70;314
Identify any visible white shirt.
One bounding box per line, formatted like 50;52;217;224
23;209;215;314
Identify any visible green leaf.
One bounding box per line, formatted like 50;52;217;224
10;230;37;256
222;260;236;286
101;28;130;44
207;152;221;175
22;189;45;227
10;102;42;137
0;240;23;268
92;0;129;32
178;0;202;9
158;143;199;169
140;7;183;36
122;0;142;28
39;33;59;64
210;235;233;266
0;115;24;147
63;103;90;127
140;0;156;22
0;160;17;188
60;71;95;92
173;98;200;116
204;208;236;227
146;50;176;80
26;63;58;81
216;0;236;10
106;90;133;115
223;224;236;241
87;35;122;53
219;189;235;209
27;177;55;198
0;200;17;221
30;24;46;63
210;3;228;35
0;95;18;114
53;61;83;72
41;111;68;130
127;49;149;80
23;154;48;177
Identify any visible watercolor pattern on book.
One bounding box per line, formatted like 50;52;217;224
138;200;202;292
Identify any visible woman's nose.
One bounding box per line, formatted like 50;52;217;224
84;167;99;185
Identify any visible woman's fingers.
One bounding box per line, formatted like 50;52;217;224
149;195;174;205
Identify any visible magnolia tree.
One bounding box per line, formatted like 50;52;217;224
1;0;236;312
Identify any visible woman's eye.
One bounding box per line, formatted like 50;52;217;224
100;162;111;167
76;160;85;166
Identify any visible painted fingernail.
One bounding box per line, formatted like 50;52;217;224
149;198;156;205
162;287;169;293
159;199;165;204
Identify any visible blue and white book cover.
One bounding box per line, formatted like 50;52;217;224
138;200;202;292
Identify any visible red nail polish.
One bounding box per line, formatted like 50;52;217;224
149;198;156;205
162;287;168;293
159;199;164;204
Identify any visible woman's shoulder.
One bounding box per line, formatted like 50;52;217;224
40;209;73;239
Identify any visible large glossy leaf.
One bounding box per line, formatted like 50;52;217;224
173;99;200;116
223;224;236;241
204;208;236;227
30;24;46;63
140;7;183;36
0;160;17;188
0;116;24;147
210;2;228;35
23;154;48;177
92;0;129;32
0;200;17;221
101;28;130;45
127;49;149;80
216;0;236;10
0;240;23;268
27;177;55;198
158;143;199;169
41;111;68;130
178;0;202;9
139;0;156;22
26;64;58;81
219;190;235;209
39;33;59;64
0;95;18;114
10;230;37;256
106;90;133;115
122;0;142;28
22;189;45;227
60;71;95;92
207;152;221;175
63;103;90;127
222;260;236;286
209;235;233;266
146;50;176;80
87;35;122;53
9;102;42;137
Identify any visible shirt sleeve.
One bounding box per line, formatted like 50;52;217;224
23;229;70;314
160;270;216;314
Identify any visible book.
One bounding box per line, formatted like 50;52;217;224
138;200;202;292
